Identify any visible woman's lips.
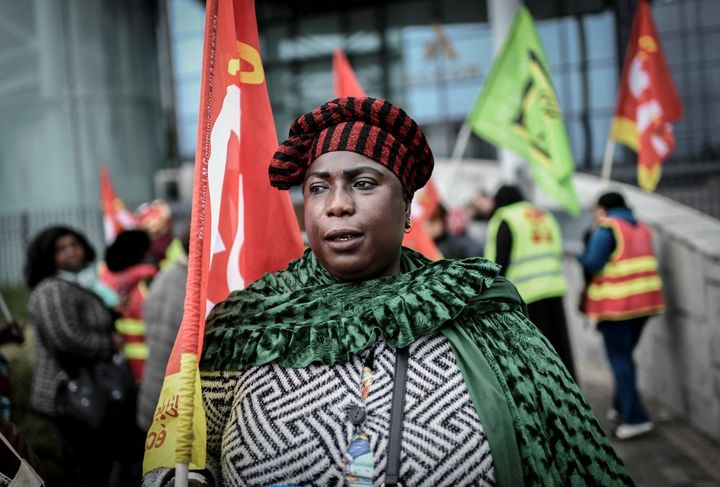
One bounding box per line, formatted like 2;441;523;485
324;229;364;251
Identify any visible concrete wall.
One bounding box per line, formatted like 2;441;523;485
628;185;720;442
434;158;720;442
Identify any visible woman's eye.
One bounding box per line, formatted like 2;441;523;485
308;184;326;194
354;180;376;190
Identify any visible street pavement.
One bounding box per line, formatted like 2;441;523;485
576;344;720;486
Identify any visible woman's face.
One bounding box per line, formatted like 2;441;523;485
303;151;409;282
54;234;86;273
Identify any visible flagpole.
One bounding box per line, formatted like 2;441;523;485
175;462;188;487
600;134;616;186
445;120;473;190
0;291;12;324
451;120;472;161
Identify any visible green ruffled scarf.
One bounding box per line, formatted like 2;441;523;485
202;248;632;486
203;248;506;369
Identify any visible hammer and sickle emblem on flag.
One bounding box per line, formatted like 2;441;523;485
227;42;265;84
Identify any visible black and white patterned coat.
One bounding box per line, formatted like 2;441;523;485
27;278;115;416
200;332;495;487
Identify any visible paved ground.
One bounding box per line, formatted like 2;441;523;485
576;348;720;486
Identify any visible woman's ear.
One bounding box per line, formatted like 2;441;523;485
404;195;412;221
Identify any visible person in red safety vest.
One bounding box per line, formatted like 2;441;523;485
577;191;664;440
99;230;158;383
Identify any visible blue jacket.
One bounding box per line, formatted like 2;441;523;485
577;208;637;275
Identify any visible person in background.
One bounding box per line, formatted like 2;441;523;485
467;191;494;222
577;191;664;440
485;185;576;379
426;203;483;259
24;226;136;486
136;200;184;270
144;96;629;486
136;225;189;432
99;229;158;383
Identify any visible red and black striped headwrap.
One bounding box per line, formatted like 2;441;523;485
269;96;434;195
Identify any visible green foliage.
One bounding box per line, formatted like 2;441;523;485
0;284;28;321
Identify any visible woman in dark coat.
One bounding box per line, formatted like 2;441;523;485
25;226;139;486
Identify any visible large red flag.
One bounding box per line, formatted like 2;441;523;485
333;48;442;260
143;0;304;473
610;0;682;191
99;165;137;244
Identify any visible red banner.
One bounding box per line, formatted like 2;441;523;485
333;49;366;98
99;165;137;244
611;0;682;191
144;0;303;472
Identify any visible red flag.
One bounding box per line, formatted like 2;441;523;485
99;165;137;244
404;181;443;260
143;0;304;472
332;48;442;259
333;49;366;98
610;0;682;191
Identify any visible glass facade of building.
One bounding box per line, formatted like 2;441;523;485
169;0;720;173
0;0;166;283
653;0;720;162
0;0;166;212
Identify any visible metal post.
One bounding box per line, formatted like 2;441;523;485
600;135;616;186
157;0;180;168
488;0;523;185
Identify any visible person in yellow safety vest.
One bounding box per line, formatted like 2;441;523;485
577;191;664;440
485;185;576;379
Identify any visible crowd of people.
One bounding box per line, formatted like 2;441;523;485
0;201;189;486
0;96;667;485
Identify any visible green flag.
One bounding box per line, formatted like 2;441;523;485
469;6;581;215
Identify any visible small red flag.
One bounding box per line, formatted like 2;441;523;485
332;48;442;259
611;0;682;191
403;182;443;260
99;165;137;244
144;0;304;472
332;49;366;98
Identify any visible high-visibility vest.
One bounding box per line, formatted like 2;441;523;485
99;262;156;382
585;216;665;321
485;201;567;303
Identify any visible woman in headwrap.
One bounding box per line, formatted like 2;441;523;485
146;97;631;486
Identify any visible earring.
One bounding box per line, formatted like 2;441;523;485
404;217;413;234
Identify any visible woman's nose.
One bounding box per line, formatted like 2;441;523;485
326;188;354;216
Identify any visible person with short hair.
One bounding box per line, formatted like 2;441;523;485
485;185;576;379
578;191;664;440
99;229;158;383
